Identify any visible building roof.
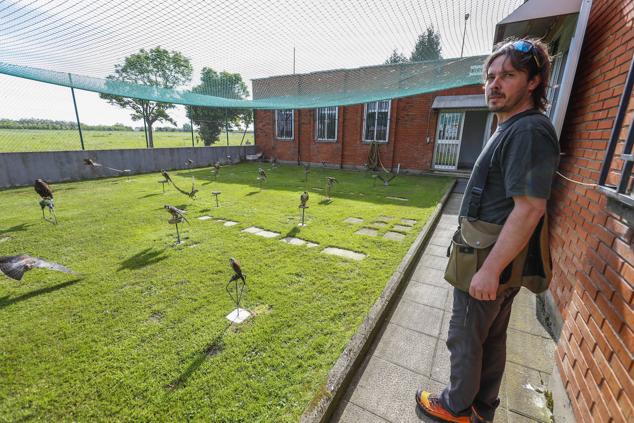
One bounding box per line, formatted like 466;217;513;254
251;55;488;108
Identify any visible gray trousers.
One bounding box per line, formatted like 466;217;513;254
440;287;520;420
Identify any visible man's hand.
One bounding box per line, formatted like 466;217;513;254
469;267;500;301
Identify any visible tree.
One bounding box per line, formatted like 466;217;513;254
100;47;192;147
409;26;442;62
384;49;408;64
187;68;250;146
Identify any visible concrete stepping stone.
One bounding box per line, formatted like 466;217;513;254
0;236;10;243
400;218;417;226
355;227;379;237
376;215;394;222
344;217;364;224
223;221;238;227
370;221;388;227
321;247;366;261
384;231;406;241
392;224;412;232
255;230;280;238
281;237;307;246
280;237;320;248
386;196;409;201
242;226;263;234
197;215;213;220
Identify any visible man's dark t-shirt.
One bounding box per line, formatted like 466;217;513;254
459;109;559;224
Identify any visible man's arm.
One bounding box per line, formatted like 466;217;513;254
468;195;546;301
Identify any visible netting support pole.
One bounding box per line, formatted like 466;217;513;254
190;115;195;147
68;74;85;151
224;109;229;146
142;110;149;148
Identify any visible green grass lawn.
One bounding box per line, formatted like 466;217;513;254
0;129;254;152
0;164;451;421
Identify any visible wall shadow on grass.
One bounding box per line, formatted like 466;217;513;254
166;323;231;390
118;248;168;271
0;278;81;309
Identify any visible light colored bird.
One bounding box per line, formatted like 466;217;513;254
161;169;173;184
326;176;338;186
83;158;102;167
185;158;194;167
164;204;189;224
300;191;309;207
0;254;76;281
258;168;267;179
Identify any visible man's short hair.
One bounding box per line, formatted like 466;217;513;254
483;38;552;112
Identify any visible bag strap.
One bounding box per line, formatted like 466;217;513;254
466;109;542;220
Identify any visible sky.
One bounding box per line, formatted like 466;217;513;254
0;0;523;127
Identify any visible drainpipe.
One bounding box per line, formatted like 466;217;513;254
390;99;398;171
339;107;344;169
296;110;301;165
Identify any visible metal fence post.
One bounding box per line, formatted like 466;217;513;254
68;73;85;151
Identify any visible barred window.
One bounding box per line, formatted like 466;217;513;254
363;100;391;142
275;109;294;139
598;53;634;209
316;107;338;141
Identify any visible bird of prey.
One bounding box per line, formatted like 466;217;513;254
213;161;221;171
300;191;309;207
161;170;194;198
83;158;102;167
229;257;245;282
326;176;338;186
258;168;267;179
185;159;194;167
321;161;327;168
34;179;56;223
164;204;189;224
188;177;199;198
161;169;173;184
34;179;53;199
0;254;76;281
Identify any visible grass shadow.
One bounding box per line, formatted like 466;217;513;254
245;191;260;196
167;323;230;390
0;278;81;309
118;248;168;271
318;199;333;205
0;223;31;235
285;226;300;238
139;193;161;199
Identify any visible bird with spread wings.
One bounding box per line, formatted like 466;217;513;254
0;255;76;281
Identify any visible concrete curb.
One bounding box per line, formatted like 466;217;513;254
300;178;458;423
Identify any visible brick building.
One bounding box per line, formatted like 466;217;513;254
252;0;634;420
545;0;634;421
253;56;492;172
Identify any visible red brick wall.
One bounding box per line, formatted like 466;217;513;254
254;84;483;171
550;1;634;421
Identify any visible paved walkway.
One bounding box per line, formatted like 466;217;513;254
332;182;557;423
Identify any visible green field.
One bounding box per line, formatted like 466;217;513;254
0;164;451;421
0;129;254;152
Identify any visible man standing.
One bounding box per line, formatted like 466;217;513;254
416;39;559;422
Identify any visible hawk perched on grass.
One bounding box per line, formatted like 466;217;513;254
34;179;56;223
0;254;76;281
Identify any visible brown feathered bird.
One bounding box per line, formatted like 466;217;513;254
229;257;245;282
0;254;76;281
300;191;309;207
164;204;189;224
161;170;173;184
34;179;53;199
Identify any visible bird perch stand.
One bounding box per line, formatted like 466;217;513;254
159;179;168;193
225;275;251;324
212;191;221;207
298;205;308;226
168;217;184;244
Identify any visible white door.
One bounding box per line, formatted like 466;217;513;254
433;111;464;170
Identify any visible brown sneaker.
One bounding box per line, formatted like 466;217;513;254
415;389;470;423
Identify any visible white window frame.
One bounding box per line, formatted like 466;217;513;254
275;109;294;140
363;100;391;143
315;106;338;142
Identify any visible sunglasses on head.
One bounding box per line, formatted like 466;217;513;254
511;40;542;69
